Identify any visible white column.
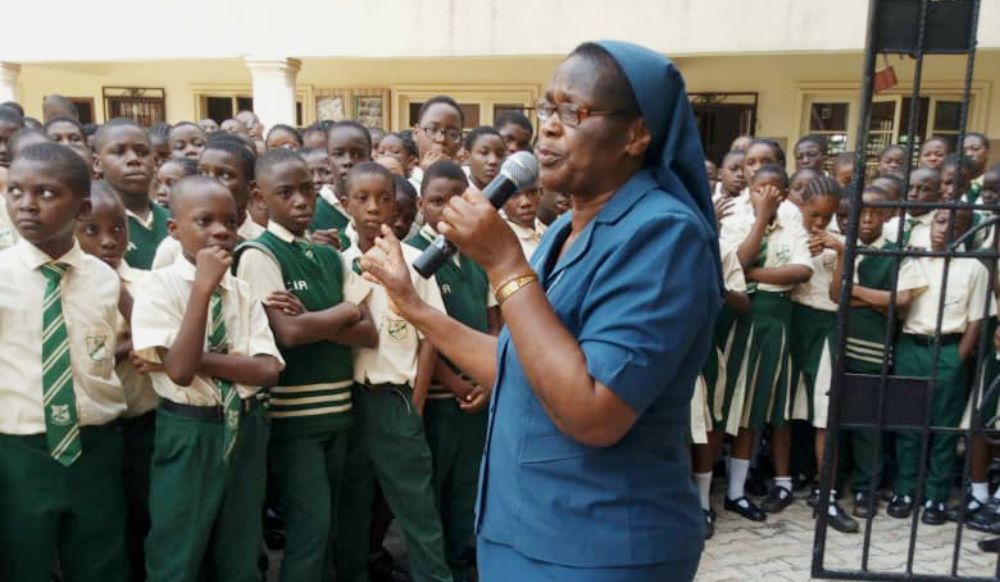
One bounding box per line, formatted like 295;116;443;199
0;63;21;105
244;57;300;131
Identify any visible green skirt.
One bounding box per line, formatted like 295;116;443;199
707;305;751;435
789;304;837;424
740;291;795;431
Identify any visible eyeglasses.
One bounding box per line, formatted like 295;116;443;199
535;100;630;127
419;125;463;144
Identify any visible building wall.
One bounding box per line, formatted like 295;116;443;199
17;51;997;150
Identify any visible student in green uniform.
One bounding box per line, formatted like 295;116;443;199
821;186;927;519
75;182;160;581
412;96;465;188
405;160;500;579
336;162;453;582
786;177;858;532
0;143;129;582
964;133;991;197
729;164;813;519
891;208;987;525
311;121;372;247
131;175;284;582
886;167;941;249
93;118;165;269
235;148;378;582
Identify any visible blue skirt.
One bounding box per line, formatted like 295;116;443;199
478;537;700;582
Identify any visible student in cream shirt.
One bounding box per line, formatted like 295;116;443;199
150;212;265;269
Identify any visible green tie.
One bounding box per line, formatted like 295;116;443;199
747;227;771;294
902;217;919;246
294;238;314;260
40;262;83;466
209;290;240;461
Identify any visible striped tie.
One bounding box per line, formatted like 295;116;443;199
746;228;771;294
40;262;82;466
209;290;240;461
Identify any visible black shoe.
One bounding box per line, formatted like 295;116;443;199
815;502;860;533
704;508;716;540
887;493;914;519
806;486;820;508
921;500;946;526
724;496;767;522
946;495;986;522
761;485;794;513
853;491;878;519
968;508;1000;534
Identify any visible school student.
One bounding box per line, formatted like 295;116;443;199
150;157;197;210
964;133;992;197
311;121;372;248
405;160;500;579
793;134;828;173
890;209;987;525
0;143;129;582
726;164;813;520
131;175;284;581
235;148;377;582
93;118;165;269
167;122;207;161
150;139;263;268
335;162;453;582
76;181;160;580
494;110;534;154
885;167;942;249
918;137;949;170
412;95;465;188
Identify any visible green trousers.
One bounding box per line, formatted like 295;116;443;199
424;399;486;581
0;423;128;582
145;401;269;582
336;385;452;582
270;427;349;582
121;410;156;582
893;337;967;502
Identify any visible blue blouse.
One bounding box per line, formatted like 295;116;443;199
475;169;720;568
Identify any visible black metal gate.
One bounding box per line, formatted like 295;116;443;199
813;0;995;580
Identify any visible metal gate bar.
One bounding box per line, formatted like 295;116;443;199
813;0;991;580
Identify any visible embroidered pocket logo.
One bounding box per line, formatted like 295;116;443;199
50;404;72;426
86;335;109;362
386;318;409;341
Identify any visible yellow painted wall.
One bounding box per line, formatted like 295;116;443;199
15;51;999;157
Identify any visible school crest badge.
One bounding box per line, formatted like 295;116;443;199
226;410;240;430
86;335;109;362
441;284;452;296
776;245;791;264
387;318;409;341
50;404;72;426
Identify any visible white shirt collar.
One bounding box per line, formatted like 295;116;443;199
125;204;156;229
266;220;308;244
16;238;89;271
116;260;144;283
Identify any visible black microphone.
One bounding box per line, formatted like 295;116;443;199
413;151;540;278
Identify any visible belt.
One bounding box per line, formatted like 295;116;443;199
161;393;267;422
908;333;962;347
361;381;410;392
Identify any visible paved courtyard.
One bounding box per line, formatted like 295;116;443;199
698;491;1000;581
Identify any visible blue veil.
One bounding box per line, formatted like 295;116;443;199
596;40;724;294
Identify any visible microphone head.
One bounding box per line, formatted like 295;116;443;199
499;151;540;190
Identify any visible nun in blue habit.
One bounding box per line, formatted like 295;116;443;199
359;40;723;582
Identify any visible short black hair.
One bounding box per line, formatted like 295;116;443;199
721;150;745;166
494;111;533;135
862;185;892;201
463;125;503;151
168;121;204;138
255;147;306;180
943;152;977;173
43;95;79;120
0;106;25;128
93;118;148;152
568;43;641;118
83;123;99;137
922;136;950;151
747;138;787;167
421;160;469;196
795;134;828;153
15;142;91;198
149;122;171;142
169;174;232;212
9;127;51;158
879;144;906;158
802;175;842;203
0;101;24;117
202;139;256;180
833;152;855;168
44;116;86;136
345;161;394;193
206;130;255;151
965;132;991;150
790;168;821;184
297;146;327;160
160;156;199;177
752;163;789;188
329;121;372;151
417;95;465;127
266;124;303;147
871;174;905;199
23;117;43;130
394;175;418;201
303;122;326;135
381;132;418;159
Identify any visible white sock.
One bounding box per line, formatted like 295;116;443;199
775;476;793;492
728;458;750;501
694;472;713;510
972;481;990;504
